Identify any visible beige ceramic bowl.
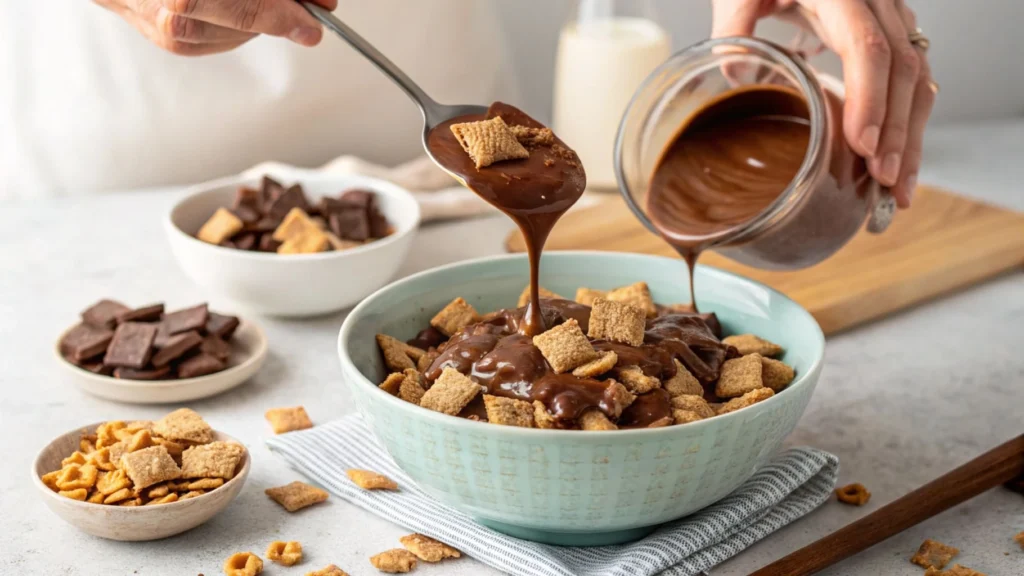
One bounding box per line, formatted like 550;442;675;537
33;423;250;541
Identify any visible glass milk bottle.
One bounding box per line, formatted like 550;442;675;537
553;0;671;190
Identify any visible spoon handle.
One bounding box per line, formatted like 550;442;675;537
298;2;440;118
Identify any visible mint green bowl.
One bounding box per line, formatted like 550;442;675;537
338;252;824;546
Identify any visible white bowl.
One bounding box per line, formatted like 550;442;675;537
34;424;250;541
56;319;268;404
165;171;421;317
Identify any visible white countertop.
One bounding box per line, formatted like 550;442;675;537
2;120;1022;576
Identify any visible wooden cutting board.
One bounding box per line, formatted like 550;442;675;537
505;186;1024;335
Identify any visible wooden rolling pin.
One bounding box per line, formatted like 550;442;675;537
751;434;1024;576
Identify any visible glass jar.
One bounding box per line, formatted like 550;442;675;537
614;36;893;270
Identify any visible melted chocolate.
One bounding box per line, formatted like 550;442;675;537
407;326;447;350
619;388;673;429
427;103;586;336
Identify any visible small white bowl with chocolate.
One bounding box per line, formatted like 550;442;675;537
165;171;420;317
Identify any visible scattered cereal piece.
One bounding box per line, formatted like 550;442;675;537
533;401;560;429
517;285;563;307
265;481;329;512
59;488;88;501
761;357;795;391
97;469;131;495
614;365;661;394
925;565;986;576
265;406;314;434
180;441;245;480
673;410;704;425
1015;530;1024;550
716;387;775;415
664;360;704;397
509;124;555;147
835;483;872;506
147;493;179;505
103;487;135;504
188;478;225;490
197;208;244;245
449;116;529;169
722;334;784;357
574;287;607;306
588;298;646;346
398;369;426;405
606;281;657;318
399;533;462;562
379;372;405;396
670;395;716;419
420;367;481;416
120;446;181;490
347;469;398;491
57;463;98;491
430;297;480;337
306;566;350;576
715;354;765;398
482;395;535;427
153;408;213;444
579;410;617;431
224;552;264;576
376;334;417;372
369;549;418;573
911;539;960;570
532;318;598;374
572;350;618;378
266;541;304;566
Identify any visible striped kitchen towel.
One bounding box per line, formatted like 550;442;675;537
266;416;839;576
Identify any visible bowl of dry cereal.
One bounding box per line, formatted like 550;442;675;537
338;252;825;545
33;409;250;541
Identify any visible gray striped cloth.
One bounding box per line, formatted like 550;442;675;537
266;416;839;576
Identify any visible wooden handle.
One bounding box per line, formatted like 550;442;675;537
750;435;1024;576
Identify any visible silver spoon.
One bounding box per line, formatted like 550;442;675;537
299;2;485;179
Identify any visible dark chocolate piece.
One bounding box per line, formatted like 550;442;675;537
153;321;173;348
81;299;131;329
62;323;114;362
177;352;226;379
318;196;363;215
258;234;282;252
262;176;286;205
232;206;261;224
200;335;232;361
329;210;370;241
205;312;240;340
233;233;257;251
219;239;236;249
340;189;374;208
114;365;171;380
103;322;158;368
233;186;263;216
81;361;115;376
244;218;279;233
116;303;164;324
368;206;391;238
151;331;203;367
266;184;310;220
163;304;209;335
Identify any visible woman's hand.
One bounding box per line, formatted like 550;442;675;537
712;0;936;208
94;0;338;57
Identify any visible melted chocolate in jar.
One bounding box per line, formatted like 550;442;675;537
427;103;586;337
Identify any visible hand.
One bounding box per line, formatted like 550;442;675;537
711;0;936;208
94;0;338;57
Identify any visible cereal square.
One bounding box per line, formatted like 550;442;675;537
603;379;637;418
369;549;418;574
606;281;657;318
572;350;618;378
835;483;871;506
664;359;704;397
509;124;555;147
614;365;661;394
272;207;319;242
926;565;986;576
574;287;607;306
266;540;303;566
419;367;480;416
120;445;181;490
588;298;646;346
911;539;960;570
417;349;439;373
450;116;529;169
153;408;213;444
646;416;674;428
197;207;244;245
483;395;535;427
379;372;405;396
761;357;795;391
532;318;598;373
224;552;263;576
398;369;426;404
670;395;716;419
533;401;560;429
517;285;564;307
277;229;330;254
180;441;245;479
399;533;462;562
673;410;704;425
1015;530;1024;550
347;469;398;491
265;406;314;434
307;565;350;576
265;481;329;512
579;410;617;431
376;334;417;372
722;333;784;357
716;387;774;415
429;297;480;337
715;354;765;398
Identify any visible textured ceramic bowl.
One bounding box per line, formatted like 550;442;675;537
33;424;250;541
166;171;420;317
339;252;825;545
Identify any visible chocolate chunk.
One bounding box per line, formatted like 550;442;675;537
318;196;363;215
153;321;174;348
219;239;236;249
233;186;264;216
340;189;373;208
81;299;131;329
81;361;115;376
262;176;286;205
177;353;226;379
258;234;282;252
200;335;232;361
116;303;164;324
114;365;171;380
163;304;208;335
369;206;390;238
103;322;158;368
244;218;280;233
266;184;310;221
233;233;257;251
407;326;447;350
231;206;261;224
329;210;370;241
151;331;203;367
205;312;240;340
62;323;114;362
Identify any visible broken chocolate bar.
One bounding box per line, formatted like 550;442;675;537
151;331;203;368
82;300;131;330
163;304;209;335
103;322;158;369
